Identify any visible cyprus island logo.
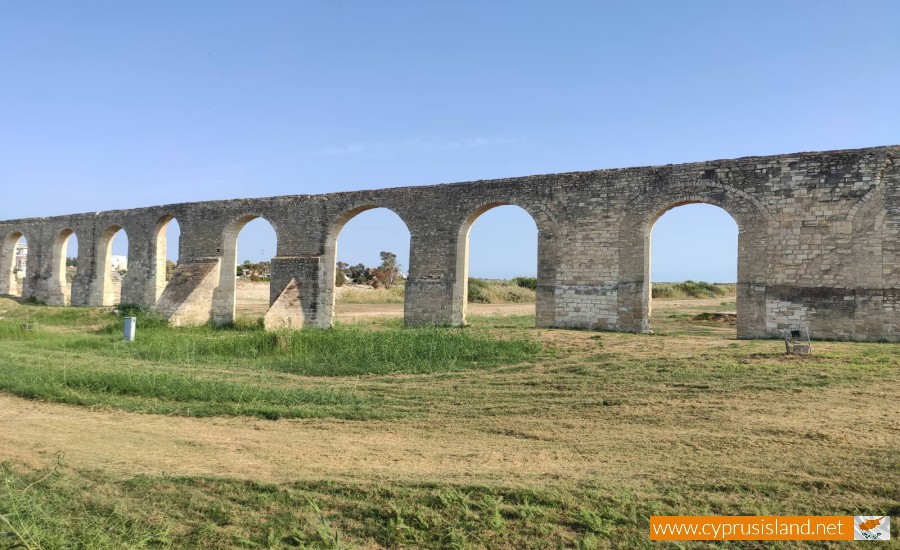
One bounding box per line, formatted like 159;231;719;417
854;516;890;541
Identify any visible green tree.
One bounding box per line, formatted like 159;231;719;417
373;251;401;289
237;260;252;276
348;263;370;284
512;276;537;290
165;260;177;281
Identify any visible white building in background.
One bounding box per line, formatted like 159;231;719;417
110;255;128;272
14;243;27;276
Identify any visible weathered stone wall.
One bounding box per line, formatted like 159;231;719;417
1;145;897;341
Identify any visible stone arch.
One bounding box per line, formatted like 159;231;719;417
619;181;770;337
321;204;412;327
1;230;27;296
95;224;130;306
845;183;887;289
630;181;770;226
153;214;182;301
92;224;131;306
49;228;79;305
213;214;280;325
323;203;415;250
846;154;892;227
846;183;885;230
647;204;739;330
452;201;545;326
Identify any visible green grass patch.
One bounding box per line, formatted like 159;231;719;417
0;362;374;420
120;324;540;376
0;464;646;549
0;301;541;418
0;298;109;326
466;314;537;330
4;464;897;549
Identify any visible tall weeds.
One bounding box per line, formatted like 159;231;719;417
651;281;735;299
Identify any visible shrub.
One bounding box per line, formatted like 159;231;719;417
651;281;736;299
108;304;170;330
511;276;537;290
468;278;490;303
467;278;535;304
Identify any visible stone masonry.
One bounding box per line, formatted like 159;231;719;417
1;145;898;341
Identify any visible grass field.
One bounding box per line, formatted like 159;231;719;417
0;294;897;549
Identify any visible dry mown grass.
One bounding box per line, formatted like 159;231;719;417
235;280;537;318
0;295;897;548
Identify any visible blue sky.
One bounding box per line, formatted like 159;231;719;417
2;1;898;280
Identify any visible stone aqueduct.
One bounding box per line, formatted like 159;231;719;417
1;145;898;341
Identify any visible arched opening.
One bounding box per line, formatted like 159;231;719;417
51;229;79;305
327;207;410;324
648;203;738;336
456;204;538;325
217;216;277;325
154;216;181;301
97;226;130;306
2;232;27;297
